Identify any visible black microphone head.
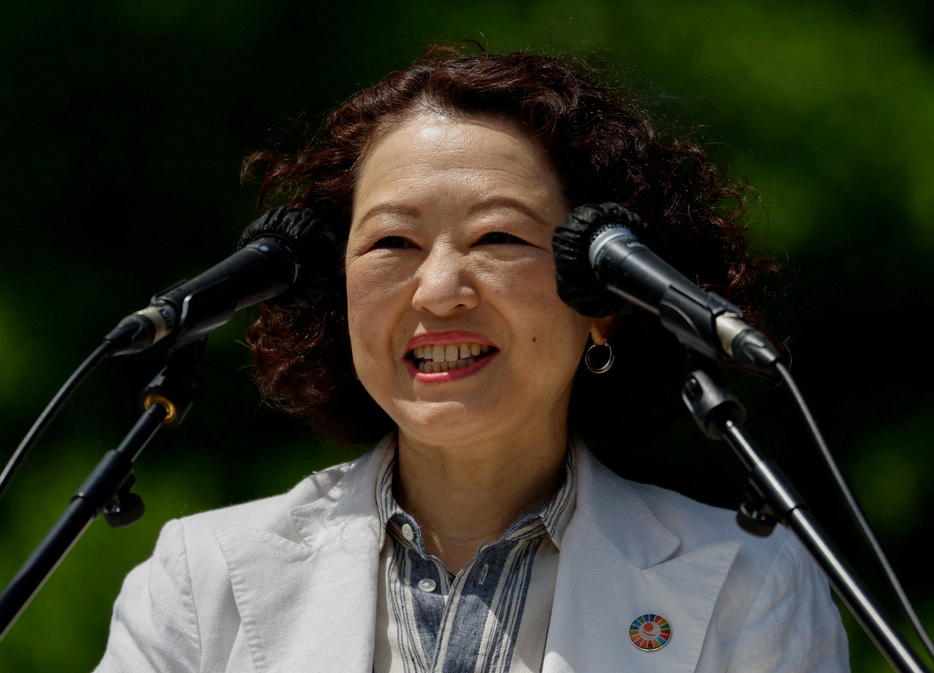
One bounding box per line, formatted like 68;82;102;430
552;203;644;317
237;206;341;309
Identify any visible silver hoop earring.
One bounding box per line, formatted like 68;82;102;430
585;341;614;374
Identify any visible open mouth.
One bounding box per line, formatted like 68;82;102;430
407;342;496;374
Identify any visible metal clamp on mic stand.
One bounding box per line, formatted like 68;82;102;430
681;366;930;673
0;339;206;640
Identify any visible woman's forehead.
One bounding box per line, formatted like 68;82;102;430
352;111;561;215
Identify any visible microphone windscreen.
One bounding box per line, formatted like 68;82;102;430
552;203;642;317
238;206;341;309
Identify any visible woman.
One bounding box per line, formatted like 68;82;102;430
95;46;849;672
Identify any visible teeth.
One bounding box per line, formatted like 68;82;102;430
418;357;480;373
411;342;492;366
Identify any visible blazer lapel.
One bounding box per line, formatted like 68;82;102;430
215;447;388;673
544;448;742;673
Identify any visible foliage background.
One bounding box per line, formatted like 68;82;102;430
1;0;932;670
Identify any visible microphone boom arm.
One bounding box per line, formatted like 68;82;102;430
681;367;930;673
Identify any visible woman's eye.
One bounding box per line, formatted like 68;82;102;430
371;236;412;250
476;232;528;246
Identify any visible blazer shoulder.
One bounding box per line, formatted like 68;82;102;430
171;447;377;542
632;479;800;555
580;446;797;562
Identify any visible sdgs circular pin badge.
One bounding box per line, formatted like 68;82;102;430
629;613;671;651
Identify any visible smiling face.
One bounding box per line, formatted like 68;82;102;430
345;111;598;454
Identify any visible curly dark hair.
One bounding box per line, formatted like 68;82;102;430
242;45;775;446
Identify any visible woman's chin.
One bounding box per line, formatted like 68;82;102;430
393;400;505;449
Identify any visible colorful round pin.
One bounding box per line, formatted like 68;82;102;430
629;613;671;651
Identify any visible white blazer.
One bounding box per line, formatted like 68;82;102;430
94;438;849;672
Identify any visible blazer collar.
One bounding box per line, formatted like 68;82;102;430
570;437;682;568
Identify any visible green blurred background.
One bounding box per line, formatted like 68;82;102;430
1;0;932;670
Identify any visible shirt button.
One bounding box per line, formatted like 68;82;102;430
401;523;414;541
417;578;437;593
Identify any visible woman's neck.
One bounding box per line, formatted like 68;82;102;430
393;428;568;575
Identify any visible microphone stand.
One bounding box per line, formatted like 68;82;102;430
0;339;206;641
681;365;930;673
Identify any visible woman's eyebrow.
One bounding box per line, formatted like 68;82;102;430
355;203;421;229
468;196;551;227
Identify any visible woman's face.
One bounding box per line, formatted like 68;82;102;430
345;111;597;452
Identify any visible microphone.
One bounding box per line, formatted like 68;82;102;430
553;203;781;372
104;206;336;356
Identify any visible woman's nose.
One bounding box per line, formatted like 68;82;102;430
411;247;480;316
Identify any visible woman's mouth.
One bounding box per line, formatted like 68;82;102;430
408;342;495;373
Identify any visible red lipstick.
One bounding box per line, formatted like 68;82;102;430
405;330;498;384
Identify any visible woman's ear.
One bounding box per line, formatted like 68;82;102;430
589;314;620;346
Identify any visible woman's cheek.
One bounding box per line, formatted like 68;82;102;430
346;259;410;363
347;259;396;306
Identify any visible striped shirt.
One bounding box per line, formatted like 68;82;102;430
373;446;578;673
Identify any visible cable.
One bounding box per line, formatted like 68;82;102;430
0;341;115;501
776;361;934;663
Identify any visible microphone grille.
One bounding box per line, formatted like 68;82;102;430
238;206;341;309
552;203;643;318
